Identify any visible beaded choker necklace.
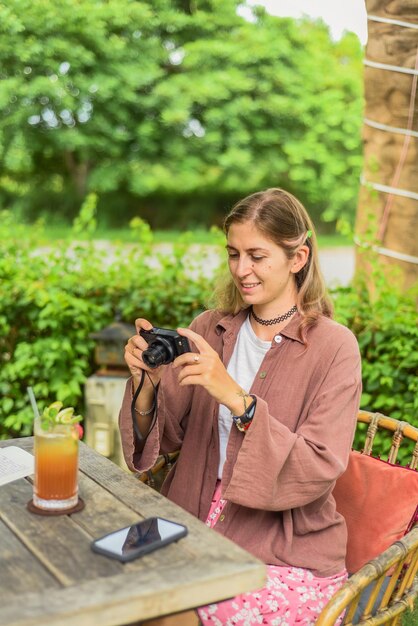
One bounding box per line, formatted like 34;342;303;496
251;304;297;326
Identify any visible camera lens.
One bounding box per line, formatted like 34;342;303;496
142;338;175;369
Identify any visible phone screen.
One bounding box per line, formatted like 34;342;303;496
91;517;187;561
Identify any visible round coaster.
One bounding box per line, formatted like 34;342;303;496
27;497;85;516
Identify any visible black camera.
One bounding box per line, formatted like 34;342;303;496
139;327;191;369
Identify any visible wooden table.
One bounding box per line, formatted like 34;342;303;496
0;438;266;626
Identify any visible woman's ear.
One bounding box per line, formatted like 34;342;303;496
291;245;309;274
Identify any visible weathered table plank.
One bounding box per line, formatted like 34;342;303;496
0;518;60;601
0;479;123;584
0;437;266;626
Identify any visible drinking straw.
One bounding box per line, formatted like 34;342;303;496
27;386;40;420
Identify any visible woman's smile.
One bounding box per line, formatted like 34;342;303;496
240;281;261;293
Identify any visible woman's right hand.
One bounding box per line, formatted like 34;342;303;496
124;318;164;388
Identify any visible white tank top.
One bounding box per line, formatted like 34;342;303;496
217;315;270;478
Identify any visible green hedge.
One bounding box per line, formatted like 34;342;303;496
332;267;418;464
1;209;417;455
0;207;219;438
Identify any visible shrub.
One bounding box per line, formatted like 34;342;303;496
0;210;220;438
332;270;418;463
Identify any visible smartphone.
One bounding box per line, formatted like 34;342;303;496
91;517;188;562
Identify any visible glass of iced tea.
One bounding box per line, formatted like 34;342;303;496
33;417;79;511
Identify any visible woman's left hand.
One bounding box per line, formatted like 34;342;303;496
173;327;244;411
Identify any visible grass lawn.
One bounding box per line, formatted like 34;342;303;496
402;601;418;625
32;224;353;248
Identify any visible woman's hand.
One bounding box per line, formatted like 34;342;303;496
124;318;164;388
173;327;250;415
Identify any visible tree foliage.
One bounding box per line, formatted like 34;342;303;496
0;0;363;227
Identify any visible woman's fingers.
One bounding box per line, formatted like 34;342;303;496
177;327;215;355
124;331;162;382
124;336;147;363
135;318;153;334
175;352;217;386
124;342;145;369
176;359;205;384
124;340;144;360
173;351;202;368
173;327;217;369
174;351;204;381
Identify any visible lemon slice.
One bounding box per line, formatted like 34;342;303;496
56;407;75;423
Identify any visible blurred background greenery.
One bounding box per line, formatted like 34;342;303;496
0;0;363;233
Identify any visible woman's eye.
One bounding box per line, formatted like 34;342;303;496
251;255;264;261
227;253;239;259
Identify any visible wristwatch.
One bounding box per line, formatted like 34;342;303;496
232;395;257;432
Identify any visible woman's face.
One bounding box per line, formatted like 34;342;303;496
226;221;305;312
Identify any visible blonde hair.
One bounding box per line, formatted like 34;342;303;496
214;188;333;334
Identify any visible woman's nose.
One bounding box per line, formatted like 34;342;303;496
236;256;252;277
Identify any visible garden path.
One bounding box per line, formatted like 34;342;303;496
48;241;355;287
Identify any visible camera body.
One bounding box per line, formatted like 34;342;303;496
140;327;191;369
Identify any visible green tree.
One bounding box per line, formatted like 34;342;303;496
0;0;363;227
0;0;163;218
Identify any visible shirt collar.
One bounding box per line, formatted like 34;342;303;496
278;312;304;344
215;309;248;335
215;309;304;344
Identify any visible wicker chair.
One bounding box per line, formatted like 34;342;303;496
137;451;179;490
356;410;418;469
316;411;418;625
315;525;418;625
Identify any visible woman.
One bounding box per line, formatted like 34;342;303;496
119;188;362;625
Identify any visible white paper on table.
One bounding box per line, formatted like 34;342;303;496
0;446;35;486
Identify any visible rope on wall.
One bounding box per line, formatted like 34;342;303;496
363;118;418;139
361;176;418;202
354;236;418;265
363;59;418;76
361;20;418;243
368;14;418;31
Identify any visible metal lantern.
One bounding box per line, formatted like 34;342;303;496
90;321;135;375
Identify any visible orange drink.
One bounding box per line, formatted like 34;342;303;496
33;418;79;511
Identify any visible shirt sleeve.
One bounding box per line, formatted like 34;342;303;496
118;372;192;473
223;331;362;511
118;318;205;473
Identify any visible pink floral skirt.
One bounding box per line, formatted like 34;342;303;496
197;482;347;626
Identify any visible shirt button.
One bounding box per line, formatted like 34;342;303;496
274;334;282;344
219;514;225;522
259;371;267;379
